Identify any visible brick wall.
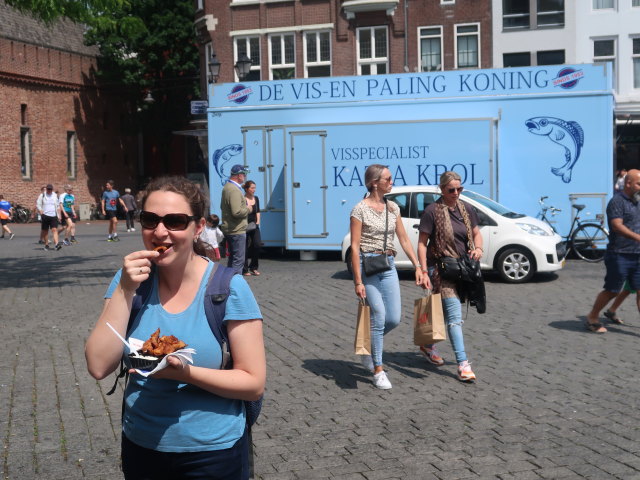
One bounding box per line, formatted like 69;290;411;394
0;36;138;209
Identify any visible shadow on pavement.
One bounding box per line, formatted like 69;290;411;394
550;317;640;338
301;359;371;389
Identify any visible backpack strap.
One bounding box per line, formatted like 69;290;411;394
204;262;238;370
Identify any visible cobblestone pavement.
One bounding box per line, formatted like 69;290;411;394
1;222;640;480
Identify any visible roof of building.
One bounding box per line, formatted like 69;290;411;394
0;1;98;56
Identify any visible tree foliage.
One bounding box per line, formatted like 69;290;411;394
5;0;130;24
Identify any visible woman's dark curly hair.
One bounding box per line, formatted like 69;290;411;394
140;176;209;256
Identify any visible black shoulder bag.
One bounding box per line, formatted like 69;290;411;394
362;200;392;276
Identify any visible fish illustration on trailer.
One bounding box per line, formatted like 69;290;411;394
525;116;584;183
212;144;243;186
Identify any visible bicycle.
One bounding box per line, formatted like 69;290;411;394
12;204;32;223
538;196;608;263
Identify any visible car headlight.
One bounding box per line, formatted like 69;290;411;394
516;223;552;236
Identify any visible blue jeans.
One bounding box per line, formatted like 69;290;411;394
427;267;467;364
361;254;401;367
225;233;246;275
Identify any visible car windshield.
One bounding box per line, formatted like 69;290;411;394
461;190;525;219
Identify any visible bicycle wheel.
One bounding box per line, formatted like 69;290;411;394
571;223;608;262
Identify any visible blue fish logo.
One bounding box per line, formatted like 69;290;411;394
525;117;584;183
212;144;243;186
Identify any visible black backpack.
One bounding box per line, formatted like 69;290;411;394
107;262;263;427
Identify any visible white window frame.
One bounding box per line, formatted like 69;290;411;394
632;36;640;89
356;26;389;75
418;26;443;72
67;131;77;179
303;30;331;78
441;0;455;4
20;127;31;180
593;37;617;90
196;0;203;11
592;0;615;10
455;23;480;69
268;32;296;80
234;35;261;81
204;42;214;86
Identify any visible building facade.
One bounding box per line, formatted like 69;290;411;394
195;0;492;91
0;1;138;210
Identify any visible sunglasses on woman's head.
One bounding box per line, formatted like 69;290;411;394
139;211;198;231
447;187;464;194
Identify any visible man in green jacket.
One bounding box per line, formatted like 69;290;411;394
220;164;251;273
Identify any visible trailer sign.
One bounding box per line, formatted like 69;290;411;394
208;64;614;251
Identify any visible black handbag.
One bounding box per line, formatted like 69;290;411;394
436;256;462;281
362;202;392;276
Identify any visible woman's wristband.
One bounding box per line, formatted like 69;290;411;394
355;282;363;287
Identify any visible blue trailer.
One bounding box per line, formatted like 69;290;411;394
208;64;614;252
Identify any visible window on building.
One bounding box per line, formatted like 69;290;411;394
538;0;564;26
20;127;31;179
633;38;640;88
304;31;331;78
503;0;530;29
537;49;565;65
270;33;295;80
456;24;480;69
593;0;614;9
594;38;616;89
196;0;203;11
357;27;388;75
419;27;443;71
235;36;261;81
441;0;455;4
67;131;77;179
504;52;531;67
205;42;214;85
633;0;640;7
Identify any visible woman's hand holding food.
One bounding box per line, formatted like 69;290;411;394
120;250;160;292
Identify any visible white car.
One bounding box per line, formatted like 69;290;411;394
341;186;565;283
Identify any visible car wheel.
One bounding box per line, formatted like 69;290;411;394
496;248;535;283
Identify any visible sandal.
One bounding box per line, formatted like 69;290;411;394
603;310;624;324
585;321;607;333
251;270;260;276
243;272;252;276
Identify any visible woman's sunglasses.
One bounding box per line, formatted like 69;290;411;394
447;187;464;194
139;211;198;231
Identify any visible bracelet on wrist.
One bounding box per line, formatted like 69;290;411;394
476;247;483;252
355;282;363;287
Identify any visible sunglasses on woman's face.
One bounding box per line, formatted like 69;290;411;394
447;187;464;194
139;211;197;231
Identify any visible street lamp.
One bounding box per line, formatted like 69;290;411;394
143;91;155;104
234;54;252;81
208;52;221;83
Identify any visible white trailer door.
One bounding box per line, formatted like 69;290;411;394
287;131;328;246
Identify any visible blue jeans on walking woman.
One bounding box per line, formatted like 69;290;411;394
361;254;401;367
427;267;467;364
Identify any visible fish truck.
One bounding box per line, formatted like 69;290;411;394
207;63;614;260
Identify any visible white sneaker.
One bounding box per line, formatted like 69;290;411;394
373;371;392;390
127;228;131;232
360;355;374;371
131;228;135;232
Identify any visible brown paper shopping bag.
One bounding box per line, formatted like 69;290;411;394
354;299;372;355
413;292;446;346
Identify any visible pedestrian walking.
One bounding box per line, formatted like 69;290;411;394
35;185;46;243
0;195;15;239
586;169;640;333
59;185;78;245
243;180;261;276
416;171;482;382
121;187;138;232
36;184;62;250
350;164;423;389
101;180;128;242
220;165;250;274
85;176;265;480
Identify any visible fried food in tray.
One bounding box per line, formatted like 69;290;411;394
141;328;187;357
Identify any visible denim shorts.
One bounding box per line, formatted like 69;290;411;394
603;251;640;292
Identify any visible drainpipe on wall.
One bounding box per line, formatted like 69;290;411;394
403;0;409;72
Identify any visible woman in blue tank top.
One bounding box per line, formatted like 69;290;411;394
86;176;265;480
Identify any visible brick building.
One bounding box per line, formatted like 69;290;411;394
0;1;138;210
195;0;492;88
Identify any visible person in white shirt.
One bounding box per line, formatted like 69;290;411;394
36;184;62;250
200;214;225;261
